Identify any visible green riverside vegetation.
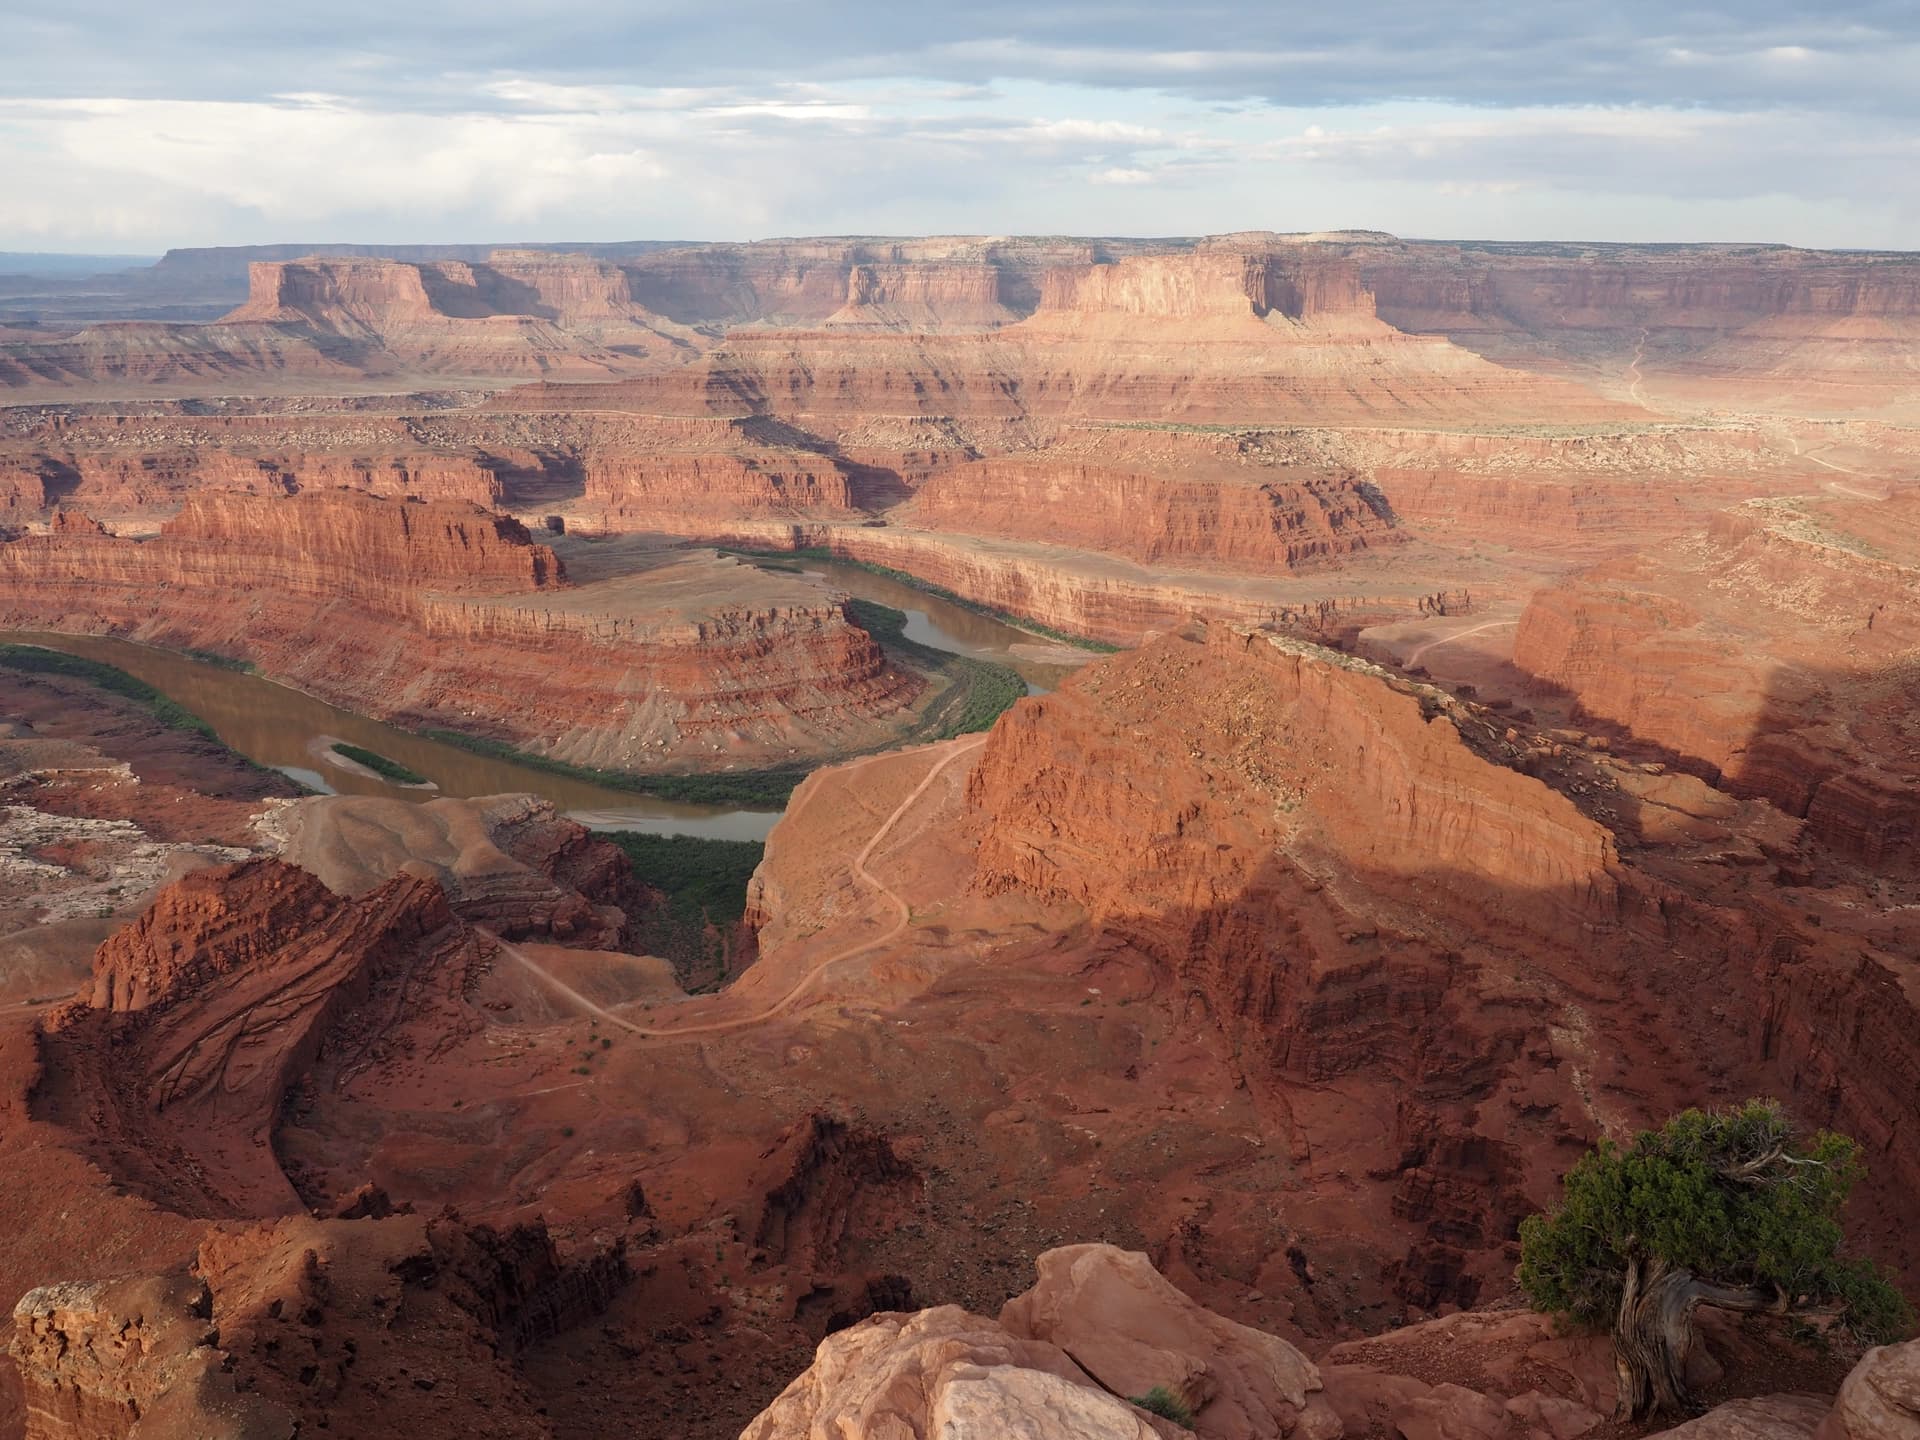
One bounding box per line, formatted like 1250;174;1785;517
329;741;429;786
0;644;219;738
419;597;1029;806
416;729;811;806
606;832;765;991
181;648;255;673
842;598;1026;739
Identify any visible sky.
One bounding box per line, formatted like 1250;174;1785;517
2;1;1917;252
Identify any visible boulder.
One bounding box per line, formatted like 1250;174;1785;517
738;1304;1168;1440
1654;1395;1835;1440
999;1244;1339;1440
1816;1340;1920;1440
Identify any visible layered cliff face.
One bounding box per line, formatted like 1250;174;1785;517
222;253;699;374
954;624;1920;1300
37;858;483;1215
580;447;861;530
1359;241;1920;413
823;262;1020;329
1033;249;1376;328
969;626;1620;1007
1513;493;1920;863
618;236;1125;327
0;490;921;767
905;449;1397;570
578;244;1632;427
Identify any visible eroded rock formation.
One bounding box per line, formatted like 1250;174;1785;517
0;489;920;766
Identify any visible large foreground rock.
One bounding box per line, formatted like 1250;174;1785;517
738;1305;1169;1440
1000;1243;1338;1440
1817;1339;1920;1440
1654;1396;1834;1440
741;1243;1333;1440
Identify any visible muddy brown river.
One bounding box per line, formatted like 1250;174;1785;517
0;565;1083;838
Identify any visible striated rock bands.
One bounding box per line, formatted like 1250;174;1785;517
0;489;918;766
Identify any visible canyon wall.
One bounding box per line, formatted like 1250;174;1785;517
0;490;918;767
1360;242;1920;411
1513;495;1920;862
904;456;1397;569
956;624;1920;1297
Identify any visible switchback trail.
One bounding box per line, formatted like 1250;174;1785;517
491;735;989;1039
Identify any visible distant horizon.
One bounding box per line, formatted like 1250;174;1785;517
7;228;1920;267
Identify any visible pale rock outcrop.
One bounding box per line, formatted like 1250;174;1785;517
9;1274;295;1440
738;1304;1167;1440
741;1244;1333;1440
1001;1244;1338;1440
1653;1396;1835;1440
1815;1340;1920;1440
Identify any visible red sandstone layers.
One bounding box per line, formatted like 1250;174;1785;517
0;490;918;768
1357;240;1920;414
694;519;1478;645
1513;492;1920;863
220;252;701;376
950;625;1920;1297
903;440;1397;570
575;247;1633;428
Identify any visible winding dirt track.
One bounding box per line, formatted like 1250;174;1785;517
1405;617;1517;666
491;735;988;1039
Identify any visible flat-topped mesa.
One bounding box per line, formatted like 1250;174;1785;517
906;449;1399;569
618;236;1131;326
481;249;660;326
162;490;564;594
1033;249;1376;326
223;256;443;330
822;262;1020;329
222;252;669;334
213;252;695;377
1356;242;1920;411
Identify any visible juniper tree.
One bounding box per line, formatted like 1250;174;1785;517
1518;1100;1912;1419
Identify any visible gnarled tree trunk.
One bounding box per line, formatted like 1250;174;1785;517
1613;1256;1790;1419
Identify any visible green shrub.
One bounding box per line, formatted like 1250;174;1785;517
329;741;429;785
1520;1099;1912;1418
1129;1386;1195;1429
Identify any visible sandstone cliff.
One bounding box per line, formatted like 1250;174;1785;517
1358;240;1920;413
40;858;486;1216
0;491;920;767
1513;494;1920;862
906;451;1397;570
952;625;1920;1302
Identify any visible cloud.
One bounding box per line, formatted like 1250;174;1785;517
1;3;1917;249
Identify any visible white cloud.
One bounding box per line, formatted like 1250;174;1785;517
0;82;1915;250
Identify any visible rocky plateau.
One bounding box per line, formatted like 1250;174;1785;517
0;230;1914;1440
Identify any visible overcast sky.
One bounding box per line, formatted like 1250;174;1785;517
3;1;1916;252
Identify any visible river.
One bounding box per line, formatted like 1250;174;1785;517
0;567;1083;839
